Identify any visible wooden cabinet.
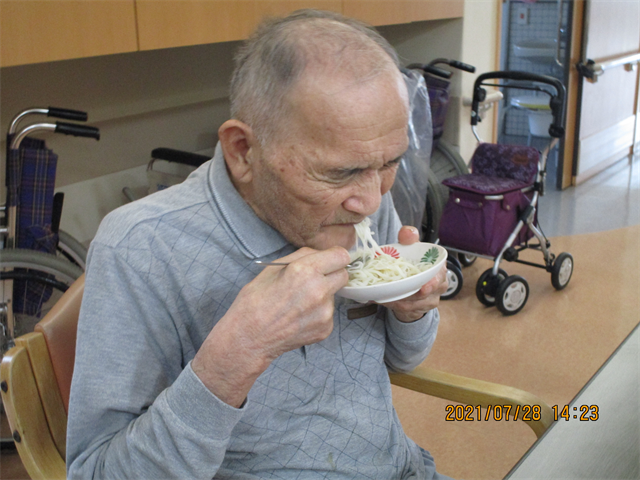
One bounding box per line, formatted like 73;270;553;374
343;0;464;27
136;1;254;50
0;0;138;67
0;0;463;66
136;1;341;51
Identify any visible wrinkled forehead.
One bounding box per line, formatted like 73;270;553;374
257;71;409;175
289;67;409;140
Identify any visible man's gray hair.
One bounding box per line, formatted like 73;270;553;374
229;9;400;145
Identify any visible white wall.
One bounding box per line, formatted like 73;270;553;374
458;0;501;160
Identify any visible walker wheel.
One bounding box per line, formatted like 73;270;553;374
496;275;529;316
441;261;463;300
458;252;477;267
476;268;508;306
551;252;573;290
446;251;462;270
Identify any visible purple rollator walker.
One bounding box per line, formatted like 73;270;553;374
437;71;574;315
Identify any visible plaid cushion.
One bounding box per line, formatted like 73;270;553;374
15;143;58;252
10;140;59;315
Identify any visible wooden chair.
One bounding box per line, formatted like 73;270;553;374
0;275;553;479
1;274;83;480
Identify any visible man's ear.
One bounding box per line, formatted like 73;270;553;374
218;119;258;184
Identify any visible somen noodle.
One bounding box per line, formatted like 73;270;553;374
346;218;437;287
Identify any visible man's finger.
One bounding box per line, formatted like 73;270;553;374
397;226;420;245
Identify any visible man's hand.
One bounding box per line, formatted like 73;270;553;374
192;247;350;407
382;225;448;323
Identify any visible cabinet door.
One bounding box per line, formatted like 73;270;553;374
0;0;138;67
136;1;255;50
136;1;341;51
410;0;464;24
254;1;342;24
343;0;463;27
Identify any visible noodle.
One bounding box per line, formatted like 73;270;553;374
347;218;438;287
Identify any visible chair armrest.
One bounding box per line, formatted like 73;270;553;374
389;365;553;438
0;345;67;480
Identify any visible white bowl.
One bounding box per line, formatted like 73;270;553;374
337;243;448;303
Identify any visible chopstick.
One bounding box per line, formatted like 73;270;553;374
254;260;357;267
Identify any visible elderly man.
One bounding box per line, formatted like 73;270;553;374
67;9;449;479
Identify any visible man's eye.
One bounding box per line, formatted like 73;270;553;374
382;157;402;169
333;168;364;180
328;158;401;182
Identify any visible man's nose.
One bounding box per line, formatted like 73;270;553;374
342;171;383;216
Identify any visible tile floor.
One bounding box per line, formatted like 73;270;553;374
1;154;638;480
539;155;639;237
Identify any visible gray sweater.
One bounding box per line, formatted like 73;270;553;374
67;144;441;479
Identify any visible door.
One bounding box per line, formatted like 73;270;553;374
572;0;640;184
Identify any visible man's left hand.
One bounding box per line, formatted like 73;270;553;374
382;225;449;322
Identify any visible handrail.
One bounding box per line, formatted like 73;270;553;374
597;52;640;72
577;52;640;83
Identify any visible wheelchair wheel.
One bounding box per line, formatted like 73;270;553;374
476;268;508;306
496;275;529;316
431;139;469;202
421;168;445;242
1;249;83;353
57;229;88;269
551;252;573;290
441;260;463;300
421;141;468;243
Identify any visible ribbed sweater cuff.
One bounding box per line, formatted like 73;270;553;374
164;361;246;437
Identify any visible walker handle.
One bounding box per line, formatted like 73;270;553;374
471;71;566;138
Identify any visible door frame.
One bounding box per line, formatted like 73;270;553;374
562;0;586;189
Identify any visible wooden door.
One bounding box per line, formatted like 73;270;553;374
0;0;138;67
572;0;640;184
